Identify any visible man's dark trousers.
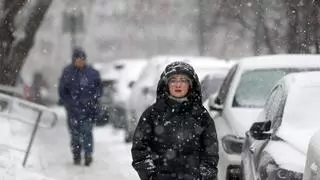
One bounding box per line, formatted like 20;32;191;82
68;113;94;158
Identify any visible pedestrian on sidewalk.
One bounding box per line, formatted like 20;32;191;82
131;61;219;180
58;47;102;166
29;72;49;105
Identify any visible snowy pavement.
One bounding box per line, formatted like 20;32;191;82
2;106;140;180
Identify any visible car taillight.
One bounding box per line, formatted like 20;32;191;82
23;85;30;100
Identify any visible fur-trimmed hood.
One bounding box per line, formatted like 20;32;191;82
156;61;202;104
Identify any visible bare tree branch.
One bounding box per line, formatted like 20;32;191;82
0;0;53;85
263;23;276;54
234;13;255;31
0;0;27;62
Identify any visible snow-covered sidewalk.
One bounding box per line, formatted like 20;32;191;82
25;107;140;180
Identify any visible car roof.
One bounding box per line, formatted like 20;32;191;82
235;54;320;71
150;55;233;69
97;59;147;80
148;56;232;81
282;71;320;90
0;85;24;98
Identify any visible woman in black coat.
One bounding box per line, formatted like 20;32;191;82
131;61;219;180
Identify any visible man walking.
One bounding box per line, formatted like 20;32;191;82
59;47;102;166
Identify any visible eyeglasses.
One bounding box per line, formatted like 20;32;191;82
168;78;190;86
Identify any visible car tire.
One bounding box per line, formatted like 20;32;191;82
125;131;133;143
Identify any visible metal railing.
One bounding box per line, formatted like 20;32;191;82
0;93;59;167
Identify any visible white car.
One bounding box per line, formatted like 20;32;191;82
93;59;147;126
112;59;147;128
124;55;232;142
208;54;320;180
304;129;320;180
242;71;320;180
201;71;229;103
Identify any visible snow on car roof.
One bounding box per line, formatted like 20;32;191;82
151;55;232;67
282;71;320;90
148;55;232;81
99;59;147;81
236;54;320;71
205;71;229;79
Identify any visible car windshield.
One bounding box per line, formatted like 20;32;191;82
201;76;225;102
233;68;320;108
101;80;116;103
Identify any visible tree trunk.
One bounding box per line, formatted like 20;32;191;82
286;0;300;53
0;0;53;85
314;8;320;53
0;0;27;65
253;0;265;55
302;0;313;53
197;0;205;56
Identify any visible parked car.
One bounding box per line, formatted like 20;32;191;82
124;55;232;142
207;54;320;180
13;73;56;106
97;79;116;126
111;59;147;129
304;129;320;180
92;61;118;126
92;59;147;126
200;71;229;103
0;75;32;100
242;71;320;180
0;85;25;98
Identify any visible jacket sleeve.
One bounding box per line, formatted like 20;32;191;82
200;109;219;180
58;69;69;106
131;108;156;180
94;70;102;100
58;68;76;107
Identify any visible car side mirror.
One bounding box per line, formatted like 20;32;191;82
142;87;150;95
249;121;271;140
128;81;135;88
208;94;223;112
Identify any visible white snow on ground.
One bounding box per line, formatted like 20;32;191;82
0;115;56;180
0;106;140;180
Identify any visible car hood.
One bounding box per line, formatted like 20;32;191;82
276;125;319;155
264;141;306;173
227;108;263;136
264;125;320;173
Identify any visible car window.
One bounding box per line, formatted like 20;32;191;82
101;80;115;101
264;85;286;131
216;65;238;105
201;76;224;102
233;68;320;108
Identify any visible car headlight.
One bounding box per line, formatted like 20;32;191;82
260;161;303;180
221;135;244;154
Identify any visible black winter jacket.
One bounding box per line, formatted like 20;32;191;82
131;62;219;180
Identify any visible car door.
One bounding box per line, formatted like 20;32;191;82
242;85;286;180
212;65;238;138
212;65;239;180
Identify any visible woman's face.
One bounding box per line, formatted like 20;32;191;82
168;74;191;98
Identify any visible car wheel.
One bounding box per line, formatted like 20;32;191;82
125;131;133;143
